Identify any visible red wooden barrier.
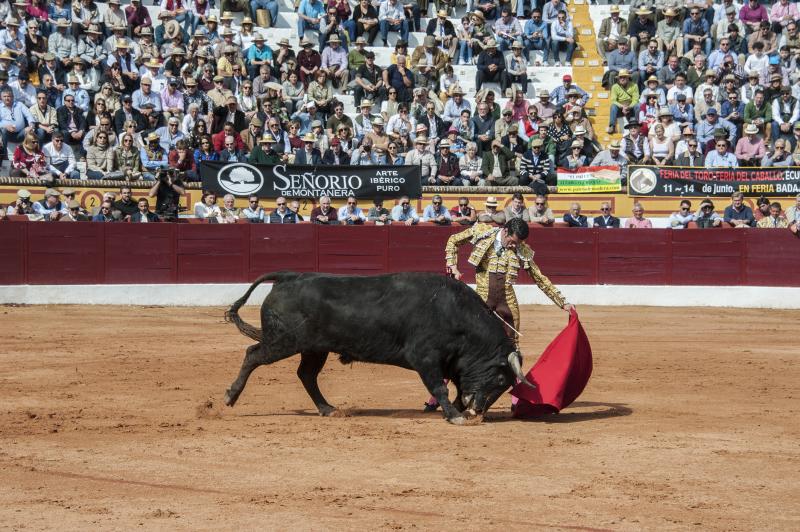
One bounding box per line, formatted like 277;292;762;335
2;222;800;286
0;221;25;284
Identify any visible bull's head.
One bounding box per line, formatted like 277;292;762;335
459;351;536;416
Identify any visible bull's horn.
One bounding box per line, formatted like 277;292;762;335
508;352;536;389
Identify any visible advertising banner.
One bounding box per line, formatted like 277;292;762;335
556;166;622;193
628;166;800;197
199;161;422;199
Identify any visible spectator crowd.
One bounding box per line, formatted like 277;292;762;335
3;185;799;234
0;0;797;211
601;0;800;169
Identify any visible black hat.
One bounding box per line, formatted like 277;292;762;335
625;120;640;129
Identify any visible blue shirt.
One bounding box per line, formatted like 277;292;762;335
391;204;419;223
704;150;738;168
298;0;325;21
422;204;451;222
247;44;273;64
132;89;163;112
140;147;168;170
523;19;549;40
0;101;34;131
62;88;90;113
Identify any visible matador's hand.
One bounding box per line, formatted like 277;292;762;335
564;303;575;313
448;266;462;280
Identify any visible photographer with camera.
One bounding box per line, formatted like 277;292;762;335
148;168;186;222
5;189;35;215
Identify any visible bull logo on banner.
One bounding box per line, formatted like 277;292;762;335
628;168;658;195
217;163;265;196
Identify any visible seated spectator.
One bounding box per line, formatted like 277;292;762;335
421;195;451;224
563;202;587;227
529;195;554;226
391;195;419;225
168;139;197;181
113;133;144;180
60;200;90;222
620;120;651;164
705;136;739;168
669;199;695;229
724;191;756;228
645;123;672;165
675;136;705;167
482;139;518;186
756;138;794;168
92;201;117;222
208;194;235;224
31;188;64;221
367;198;391;224
743;89;773;140
734;124;767;166
626;202;652;228
85;130;115;180
10;133;52;182
784;194;800;224
337;196;366;225
477;196;499;223
561;139;587;169
310;195;339;224
268;196;298;224
450;197;477;225
695;199;724;228
757;202;789;228
5;189;35;216
493;192;529;224
194;190;221;219
475;39;505;92
42;132;79;180
593;202;620;228
771;86;799;142
131;198;159;223
141;132;170;179
431;140;460;186
607;69;639;134
519;138;552;195
754;196;772;222
590;140;629;180
378;0;409;47
113;187;139;219
240;195;266;223
550;9;575;66
457;142;483;186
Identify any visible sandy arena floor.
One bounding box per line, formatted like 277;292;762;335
0;304;798;530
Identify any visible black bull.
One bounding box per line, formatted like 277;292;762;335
224;272;534;424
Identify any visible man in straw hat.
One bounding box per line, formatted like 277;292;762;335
607;69;639;134
78;24;107;75
49;19;77;67
656;7;682;56
426;8;457;56
596;5;628;63
320;34;349;88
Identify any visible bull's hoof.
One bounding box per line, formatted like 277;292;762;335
447;416;467;425
224;390;236;407
319;405;342;417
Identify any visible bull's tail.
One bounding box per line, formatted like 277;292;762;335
224;272;285;342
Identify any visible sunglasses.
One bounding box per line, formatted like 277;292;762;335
535;202;545;206
276;202;286;206
347;202;356;205
681;207;690;211
433;201;441;205
601;207;610;211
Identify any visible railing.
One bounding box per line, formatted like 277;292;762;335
2;222;799;287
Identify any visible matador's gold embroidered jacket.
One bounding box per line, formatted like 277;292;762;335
445;223;567;330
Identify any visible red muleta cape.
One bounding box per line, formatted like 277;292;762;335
510;308;593;418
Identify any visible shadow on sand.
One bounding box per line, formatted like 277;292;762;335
233;401;633;423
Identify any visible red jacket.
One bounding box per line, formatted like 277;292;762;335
212;130;245;153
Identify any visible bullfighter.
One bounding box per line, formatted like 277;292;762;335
425;218;573;411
